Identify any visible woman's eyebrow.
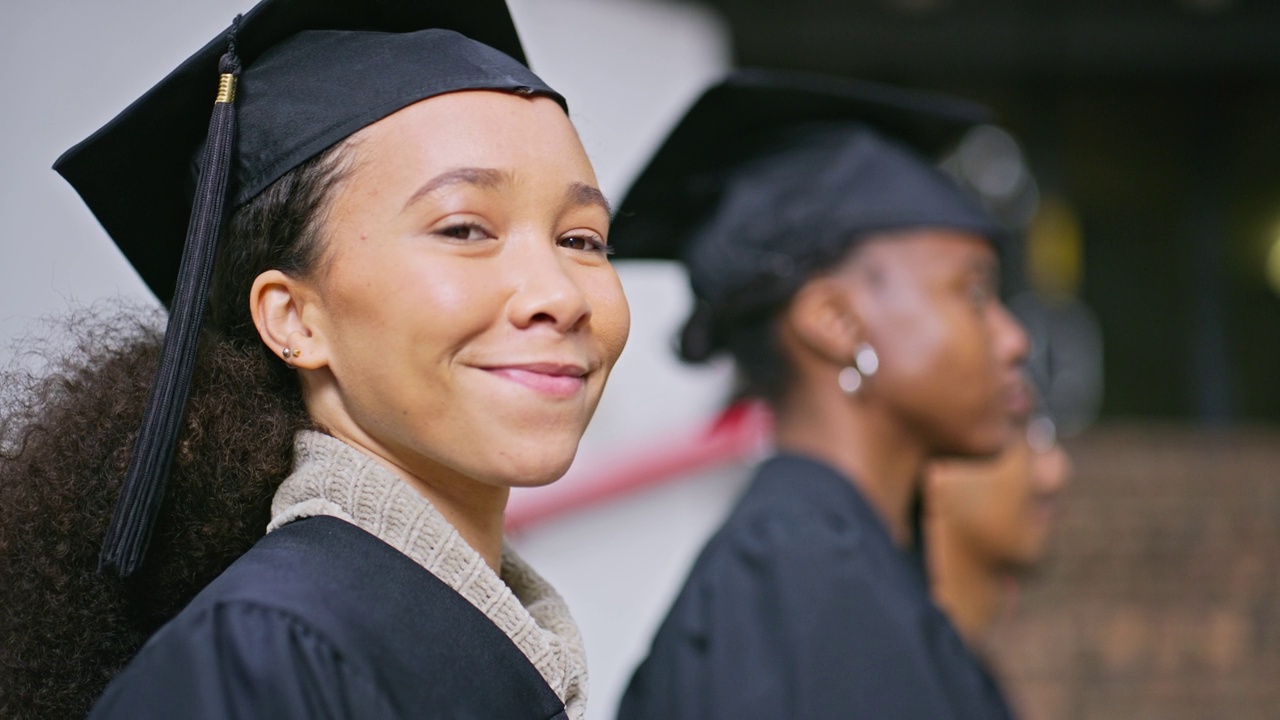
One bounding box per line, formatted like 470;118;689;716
402;167;507;211
566;182;612;216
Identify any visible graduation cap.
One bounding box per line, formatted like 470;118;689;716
609;68;1004;360
53;0;564;577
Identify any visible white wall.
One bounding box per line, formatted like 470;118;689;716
1;1;739;717
1;0;240;365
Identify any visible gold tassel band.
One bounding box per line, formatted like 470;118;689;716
216;74;237;104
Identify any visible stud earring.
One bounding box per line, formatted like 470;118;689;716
838;342;879;395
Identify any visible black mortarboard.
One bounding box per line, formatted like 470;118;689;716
610;69;1003;360
53;0;564;577
56;0;560;304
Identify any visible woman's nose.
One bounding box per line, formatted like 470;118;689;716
505;240;593;333
994;302;1031;366
1035;444;1073;494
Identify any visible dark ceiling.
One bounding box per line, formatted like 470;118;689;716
698;0;1280;81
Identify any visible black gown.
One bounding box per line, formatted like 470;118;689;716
617;453;1015;720
90;515;569;719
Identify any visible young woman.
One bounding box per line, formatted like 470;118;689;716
924;394;1073;650
0;0;627;717
612;69;1028;719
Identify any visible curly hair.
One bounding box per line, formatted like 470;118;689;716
0;140;353;718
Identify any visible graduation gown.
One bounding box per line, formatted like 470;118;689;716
617;453;1015;720
90;516;569;719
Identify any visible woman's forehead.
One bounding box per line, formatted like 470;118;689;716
840;229;998;279
353;93;588;175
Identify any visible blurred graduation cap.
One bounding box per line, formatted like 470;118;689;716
609;68;1004;361
53;0;563;577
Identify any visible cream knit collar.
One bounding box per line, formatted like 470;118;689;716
266;430;587;720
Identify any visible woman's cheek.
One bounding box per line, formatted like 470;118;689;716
881;313;947;381
416;260;503;327
589;274;631;365
600;302;631;365
941;305;995;379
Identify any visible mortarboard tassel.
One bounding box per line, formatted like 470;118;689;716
100;26;242;577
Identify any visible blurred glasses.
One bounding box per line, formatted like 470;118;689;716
1026;414;1057;454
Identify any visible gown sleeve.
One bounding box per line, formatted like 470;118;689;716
89;600;394;719
620;509;949;720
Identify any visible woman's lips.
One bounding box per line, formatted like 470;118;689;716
1006;379;1033;418
484;364;588;398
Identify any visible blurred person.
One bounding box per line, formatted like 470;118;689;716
611;69;1029;720
0;0;628;717
923;392;1072;659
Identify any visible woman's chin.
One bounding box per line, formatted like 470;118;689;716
483;440;581;489
506;462;572;488
938;423;1010;460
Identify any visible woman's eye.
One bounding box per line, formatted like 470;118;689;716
435;223;492;241
558;234;613;255
968;283;993;306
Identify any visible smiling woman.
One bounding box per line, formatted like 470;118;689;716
0;1;626;718
260;91;627;569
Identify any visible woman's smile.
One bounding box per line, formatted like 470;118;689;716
480;361;592;398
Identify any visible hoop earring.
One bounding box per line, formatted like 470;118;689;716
838;342;879;395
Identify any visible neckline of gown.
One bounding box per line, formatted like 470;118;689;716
755;451;932;594
266;430;588;720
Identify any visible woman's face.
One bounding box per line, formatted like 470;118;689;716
926;421;1072;571
294;91;629;491
842;230;1029;456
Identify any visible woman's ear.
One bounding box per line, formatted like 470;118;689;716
249;270;328;370
783;276;864;366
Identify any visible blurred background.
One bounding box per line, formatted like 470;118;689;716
2;1;1277;718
